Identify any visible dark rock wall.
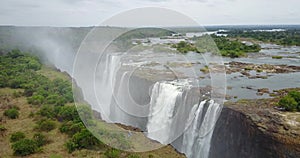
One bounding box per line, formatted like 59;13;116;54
209;107;300;158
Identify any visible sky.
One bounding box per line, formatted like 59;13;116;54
0;0;299;27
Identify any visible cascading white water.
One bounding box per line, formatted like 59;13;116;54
182;100;206;157
147;80;221;158
96;54;122;122
182;100;221;158
95;53;222;157
146;81;184;144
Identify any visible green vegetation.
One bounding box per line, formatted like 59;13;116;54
0;49;185;157
10;132;26;142
0;50;92;154
278;91;300;112
200;66;209;73
11;139;38;156
227;30;300;46
172;41;200;53
66;129;103;153
60;121;85;136
272;56;283;59
33;133;49;147
10;128;49;156
35;119;56;132
0;49;73;105
4;107;19;119
188;35;261;58
214;36;261;57
104;148;121;158
0;125;7;131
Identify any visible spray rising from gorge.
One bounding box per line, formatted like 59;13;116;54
90;52;223;158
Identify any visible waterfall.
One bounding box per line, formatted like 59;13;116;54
94;53;222;157
182;100;221;158
147;80;221;158
146;81;184;144
182;100;206;157
96;54;122;122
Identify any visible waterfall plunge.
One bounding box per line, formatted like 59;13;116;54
147;81;184;144
96;54;122;122
182;100;221;158
96;53;222;158
147;81;221;158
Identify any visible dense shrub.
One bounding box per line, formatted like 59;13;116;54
35;119;56;132
279;96;298;111
10;132;26;142
288;91;300;103
12;139;38;156
45;94;67;106
65;129;102;152
104;149;121;158
33;133;49;147
27;94;45;105
59;121;84;136
278;90;300;112
57;106;80;122
65;141;76;153
0;50;74;107
4;108;19;119
38;105;59;119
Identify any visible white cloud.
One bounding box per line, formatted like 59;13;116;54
0;0;299;26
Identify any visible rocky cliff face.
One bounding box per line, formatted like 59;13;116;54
210;104;300;158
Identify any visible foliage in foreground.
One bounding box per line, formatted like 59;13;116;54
0;49;73;106
65;129;103;153
12;139;38;156
4;107;19;119
0;50;131;156
35;119;56;132
10;132;26;143
104;148;121;158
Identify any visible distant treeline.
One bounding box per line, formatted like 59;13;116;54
226;30;300;46
172;35;261;58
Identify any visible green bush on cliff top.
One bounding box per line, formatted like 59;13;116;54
278;91;300;112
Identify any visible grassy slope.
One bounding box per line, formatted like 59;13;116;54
0;66;185;158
